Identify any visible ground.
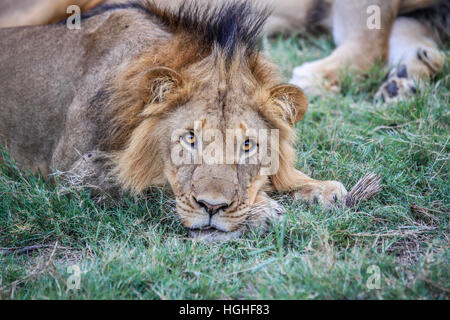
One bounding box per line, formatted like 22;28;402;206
0;35;448;299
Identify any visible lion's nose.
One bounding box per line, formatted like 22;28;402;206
195;198;230;216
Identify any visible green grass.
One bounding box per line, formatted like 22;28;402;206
1;35;449;299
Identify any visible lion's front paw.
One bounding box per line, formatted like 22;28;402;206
292;181;347;209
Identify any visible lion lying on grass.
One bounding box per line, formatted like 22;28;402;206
0;1;347;241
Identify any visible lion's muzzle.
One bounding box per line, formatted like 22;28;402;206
174;164;250;233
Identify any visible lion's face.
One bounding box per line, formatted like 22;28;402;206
112;52;307;240
161;95;277;238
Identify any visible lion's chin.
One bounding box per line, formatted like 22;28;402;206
188;227;243;242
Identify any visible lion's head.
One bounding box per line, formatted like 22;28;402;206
97;1;308;240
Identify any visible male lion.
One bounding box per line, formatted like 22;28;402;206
0;1;347;241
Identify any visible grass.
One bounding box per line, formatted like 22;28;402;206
0;35;449;299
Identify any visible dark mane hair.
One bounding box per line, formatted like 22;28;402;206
80;0;270;62
401;0;449;44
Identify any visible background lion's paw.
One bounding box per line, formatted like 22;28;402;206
290;62;339;96
376;65;417;104
416;47;444;75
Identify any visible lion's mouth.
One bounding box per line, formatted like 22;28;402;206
188;227;243;242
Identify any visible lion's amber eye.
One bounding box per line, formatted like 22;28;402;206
242;139;255;153
182;131;196;147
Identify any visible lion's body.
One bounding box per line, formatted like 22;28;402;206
0;6;161;175
0;1;347;241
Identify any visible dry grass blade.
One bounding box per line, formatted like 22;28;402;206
345;173;382;208
410;203;442;224
0;244;72;256
0;244;53;256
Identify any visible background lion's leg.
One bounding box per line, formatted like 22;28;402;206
290;0;401;95
399;0;441;13
375;17;445;103
263;0;331;36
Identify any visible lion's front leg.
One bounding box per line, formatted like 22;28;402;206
273;168;347;209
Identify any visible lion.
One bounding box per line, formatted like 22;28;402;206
0;1;347;241
267;0;448;103
1;0;447;104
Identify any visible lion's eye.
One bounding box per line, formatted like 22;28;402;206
181;131;196;147
242;139;255;153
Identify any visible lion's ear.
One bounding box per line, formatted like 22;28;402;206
268;84;308;126
139;66;184;104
